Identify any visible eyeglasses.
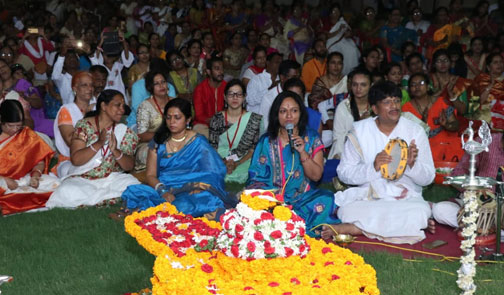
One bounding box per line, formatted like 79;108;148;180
379;98;401;106
1;53;13;57
413;12;422;16
366;11;375;16
410;80;427;87
227;92;244;98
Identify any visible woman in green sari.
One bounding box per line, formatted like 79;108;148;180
208;79;263;183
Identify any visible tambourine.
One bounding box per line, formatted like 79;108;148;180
380;138;408;181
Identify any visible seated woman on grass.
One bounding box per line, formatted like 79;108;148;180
46;90;140;208
121;98;236;220
246;91;340;237
0;100;59;215
208;79;263;184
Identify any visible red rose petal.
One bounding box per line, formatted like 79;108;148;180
201;264;213;273
322;247;332;254
268;282;279;287
290;278;300;285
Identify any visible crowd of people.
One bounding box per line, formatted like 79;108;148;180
1;0;504;243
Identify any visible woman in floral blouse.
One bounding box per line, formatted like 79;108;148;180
46;90;140;208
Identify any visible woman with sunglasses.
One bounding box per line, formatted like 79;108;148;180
0;100;58;215
208;79;262;183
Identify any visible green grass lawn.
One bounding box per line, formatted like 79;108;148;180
1;184;503;295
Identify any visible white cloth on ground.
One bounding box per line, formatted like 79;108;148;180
45;172;139;208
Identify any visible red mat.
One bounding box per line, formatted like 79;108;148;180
343;225;504;260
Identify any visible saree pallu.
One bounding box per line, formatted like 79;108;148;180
402;97;463;162
246;129;340;237
213;112;262;184
467;74;504;131
122;135;233;217
0;127;55;215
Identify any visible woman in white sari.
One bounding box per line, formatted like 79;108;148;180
325;4;360;75
308;52;347;146
46;90;140;208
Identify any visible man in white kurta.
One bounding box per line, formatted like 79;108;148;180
327;82;435;244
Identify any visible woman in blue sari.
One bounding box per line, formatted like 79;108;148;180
246;91;340;237
121;98;235;219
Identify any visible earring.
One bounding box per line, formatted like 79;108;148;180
242;101;247;109
224;101;228;109
72;91;76;96
186;122;191;129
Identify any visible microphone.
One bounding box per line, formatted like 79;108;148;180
286;123;295;153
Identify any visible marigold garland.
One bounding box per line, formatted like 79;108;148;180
240;192;278;210
126;203;380;295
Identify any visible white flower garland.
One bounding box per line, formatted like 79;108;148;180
457;190;478;295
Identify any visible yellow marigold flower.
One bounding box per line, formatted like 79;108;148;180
240;193;276;211
272;205;292;221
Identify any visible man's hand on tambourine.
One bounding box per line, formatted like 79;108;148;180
407;139;418;168
374;150;392;172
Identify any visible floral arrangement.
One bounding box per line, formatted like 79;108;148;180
124;203;221;257
151;237;379;295
134;211;221;257
217;202;309;260
457;190;478;294
125;199;380;295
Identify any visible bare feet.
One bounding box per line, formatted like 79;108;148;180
427;218;436;234
321;223;362;240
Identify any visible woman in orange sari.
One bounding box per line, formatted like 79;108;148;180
430;49;472;123
0;100;58;215
402;73;463;162
467;53;504;131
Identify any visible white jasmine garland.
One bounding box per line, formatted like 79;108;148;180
457;190;478;295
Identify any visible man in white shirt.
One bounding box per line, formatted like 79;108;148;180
246;52;282;114
258;60;300;129
89;31;134;102
51;39;80;104
321;81;435;244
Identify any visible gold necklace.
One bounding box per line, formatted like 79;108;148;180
170;132;187;142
